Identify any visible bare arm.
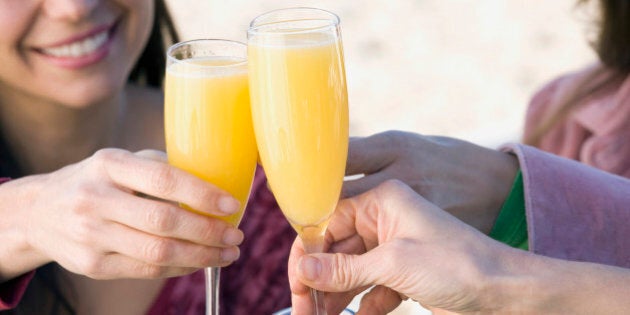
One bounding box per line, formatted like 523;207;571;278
344;131;518;234
0;175;51;281
290;181;630;314
493;247;630;315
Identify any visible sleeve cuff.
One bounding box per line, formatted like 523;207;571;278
0;271;35;310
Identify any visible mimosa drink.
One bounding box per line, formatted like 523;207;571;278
248;34;349;239
248;9;348;314
165;57;257;226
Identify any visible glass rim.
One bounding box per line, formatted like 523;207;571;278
247;7;340;36
166;38;247;68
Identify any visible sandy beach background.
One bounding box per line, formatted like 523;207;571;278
164;1;595;313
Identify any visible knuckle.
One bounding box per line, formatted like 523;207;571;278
149;165;178;196
78;253;104;278
197;219;224;244
195;247;222;267
139;264;165;278
90;149;129;178
331;253;355;287
378;179;405;193
73;217;94;242
192;185;216;208
145;204;176;233
91;148;123;166
378;130;402;145
71;183;101;209
143;237;173;264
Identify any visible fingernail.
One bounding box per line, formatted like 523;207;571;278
221;247;240;262
299;256;321;281
222;228;244;246
218;196;240;214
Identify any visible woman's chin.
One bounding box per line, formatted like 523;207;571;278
52;83;123;109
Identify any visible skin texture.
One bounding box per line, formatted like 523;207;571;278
0;1;246;313
289;180;630;315
1;149;243;281
290;180;506;314
343;131;519;234
0;0;151;108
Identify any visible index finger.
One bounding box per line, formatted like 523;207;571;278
98;149;239;216
346;133;396;176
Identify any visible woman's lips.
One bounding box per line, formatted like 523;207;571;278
34;21;118;69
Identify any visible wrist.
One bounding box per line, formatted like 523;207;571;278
0;175;51;281
480;242;630;314
480;246;539;314
484;245;574;315
459;148;519;235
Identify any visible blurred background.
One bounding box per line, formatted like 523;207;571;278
165;0;595;313
165;0;595;148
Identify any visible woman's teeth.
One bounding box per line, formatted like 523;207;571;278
42;31;109;58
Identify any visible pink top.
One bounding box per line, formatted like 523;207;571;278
524;64;630;177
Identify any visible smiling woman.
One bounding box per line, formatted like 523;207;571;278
34;22;117;68
0;1;295;314
0;0;154;108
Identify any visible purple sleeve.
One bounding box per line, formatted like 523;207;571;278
0;272;35;310
501;144;630;267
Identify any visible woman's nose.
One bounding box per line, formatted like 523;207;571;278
41;0;99;22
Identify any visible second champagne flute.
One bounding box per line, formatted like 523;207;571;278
164;39;257;315
247;8;349;315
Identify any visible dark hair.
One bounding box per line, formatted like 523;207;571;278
129;0;180;87
591;0;630;71
2;1;179;314
525;0;630;145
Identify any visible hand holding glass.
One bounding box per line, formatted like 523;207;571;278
164;39;257;315
248;8;349;315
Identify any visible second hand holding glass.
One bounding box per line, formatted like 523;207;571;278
248;8;349;315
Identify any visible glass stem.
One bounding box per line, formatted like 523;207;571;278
205;267;221;315
310;287;327;315
302;228;328;315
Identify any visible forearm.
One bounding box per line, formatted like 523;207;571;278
0;176;50;281
490;246;630;314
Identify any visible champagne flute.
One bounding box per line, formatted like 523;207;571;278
247;8;349;315
164;39;257;315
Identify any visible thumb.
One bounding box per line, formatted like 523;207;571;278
297;251;385;293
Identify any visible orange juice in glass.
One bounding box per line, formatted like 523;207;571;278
248;8;349;315
248;37;348;237
164;39;256;315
